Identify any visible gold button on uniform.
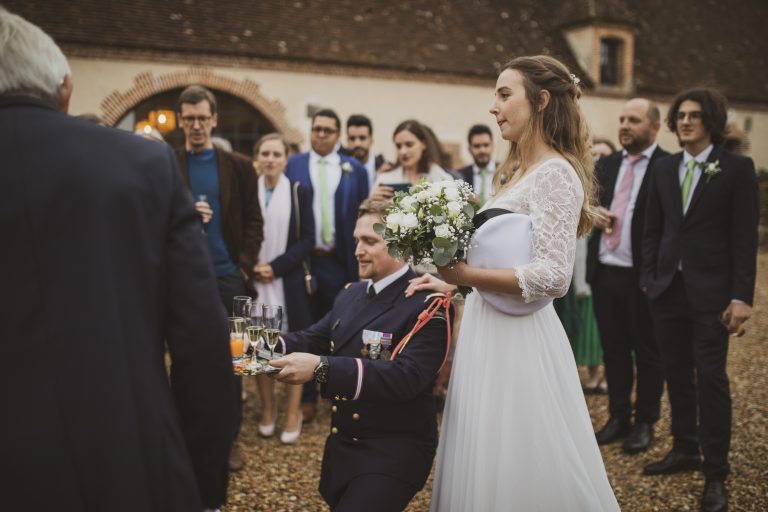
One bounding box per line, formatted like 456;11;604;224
331;405;338;413
352;437;359;442
331;427;338;434
352;413;360;421
334;395;340;401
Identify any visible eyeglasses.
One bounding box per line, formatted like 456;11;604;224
311;126;338;135
676;111;702;122
180;115;213;125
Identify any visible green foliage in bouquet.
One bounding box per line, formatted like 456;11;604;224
373;180;479;295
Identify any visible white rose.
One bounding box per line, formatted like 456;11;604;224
434;224;452;238
385;212;403;231
400;212;419;231
429;182;444;196
399;195;416;211
416;190;432;203
446;201;462;217
444;186;460;201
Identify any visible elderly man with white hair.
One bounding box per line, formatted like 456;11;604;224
0;8;237;512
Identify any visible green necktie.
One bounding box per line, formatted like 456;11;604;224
479;167;488;204
318;158;332;244
681;159;697;209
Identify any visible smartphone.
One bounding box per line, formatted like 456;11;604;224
389;183;411;193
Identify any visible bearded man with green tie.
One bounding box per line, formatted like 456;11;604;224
640;88;759;512
454;124;497;205
285;108;369;420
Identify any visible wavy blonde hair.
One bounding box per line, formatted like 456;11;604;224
492;55;597;237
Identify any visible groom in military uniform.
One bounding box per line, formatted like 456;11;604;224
271;199;450;512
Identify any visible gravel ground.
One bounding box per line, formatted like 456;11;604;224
225;250;768;511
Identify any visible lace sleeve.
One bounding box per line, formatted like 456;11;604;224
515;163;582;303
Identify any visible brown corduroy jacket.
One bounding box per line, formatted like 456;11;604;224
175;147;263;281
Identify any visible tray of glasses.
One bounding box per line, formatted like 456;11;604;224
232;348;284;376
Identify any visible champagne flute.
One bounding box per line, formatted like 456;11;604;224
233;296;251;321
197;194;209;233
248;301;264;351
262;305;283;360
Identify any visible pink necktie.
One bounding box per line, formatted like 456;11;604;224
604;154;644;251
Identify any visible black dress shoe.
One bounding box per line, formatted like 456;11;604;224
701;480;728;512
623;422;653;454
595;417;631;445
643;449;701;475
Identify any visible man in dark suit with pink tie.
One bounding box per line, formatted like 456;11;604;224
588;98;668;454
641;88;759;512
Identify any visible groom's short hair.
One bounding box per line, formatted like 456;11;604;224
358;199;391;221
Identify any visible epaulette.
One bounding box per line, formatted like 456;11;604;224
344;282;353;289
425;292;446;302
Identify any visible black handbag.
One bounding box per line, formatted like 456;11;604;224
292;181;317;296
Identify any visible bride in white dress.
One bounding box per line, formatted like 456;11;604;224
408;56;620;511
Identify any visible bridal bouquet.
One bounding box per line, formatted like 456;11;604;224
374;180;478;294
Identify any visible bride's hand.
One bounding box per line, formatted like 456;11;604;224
404;273;455;298
436;262;467;286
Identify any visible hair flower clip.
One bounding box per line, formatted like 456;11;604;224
569;74;581;86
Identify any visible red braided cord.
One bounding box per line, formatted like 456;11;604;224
390;292;453;373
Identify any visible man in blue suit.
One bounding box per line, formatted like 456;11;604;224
285;108;369;420
271;199;449;512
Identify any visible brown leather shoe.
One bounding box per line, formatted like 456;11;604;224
301;402;316;424
228;445;244;472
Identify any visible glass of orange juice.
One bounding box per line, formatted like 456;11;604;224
228;316;246;361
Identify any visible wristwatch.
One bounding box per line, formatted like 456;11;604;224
314;356;330;384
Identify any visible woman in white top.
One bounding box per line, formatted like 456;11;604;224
251;133;314;444
408;55;620;511
369;119;453;201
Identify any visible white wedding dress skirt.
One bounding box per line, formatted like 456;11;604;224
429;293;620;511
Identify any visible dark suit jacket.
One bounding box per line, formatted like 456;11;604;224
0;96;237;510
641;146;759;311
338;146;387;170
282;269;448;504
284;152;369;283
586;146;669;283
175;147;263;281
269;180;315;331
454;164;474;184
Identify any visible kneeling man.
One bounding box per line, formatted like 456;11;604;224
271;199;449;512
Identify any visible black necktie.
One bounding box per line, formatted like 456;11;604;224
367;285;376;299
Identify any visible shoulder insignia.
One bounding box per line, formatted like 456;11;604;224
344;282;353;289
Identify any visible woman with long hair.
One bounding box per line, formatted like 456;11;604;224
251;133;314;444
369;119;454;201
408;56;619;510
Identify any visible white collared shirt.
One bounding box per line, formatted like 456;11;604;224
367;264;410;296
364;153;377;191
309;150;342;250
599;143;658;267
680;144;714;214
472;161;496;203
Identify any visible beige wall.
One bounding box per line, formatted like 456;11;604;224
68;57;768;170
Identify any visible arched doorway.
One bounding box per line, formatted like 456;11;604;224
116;88;275;156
